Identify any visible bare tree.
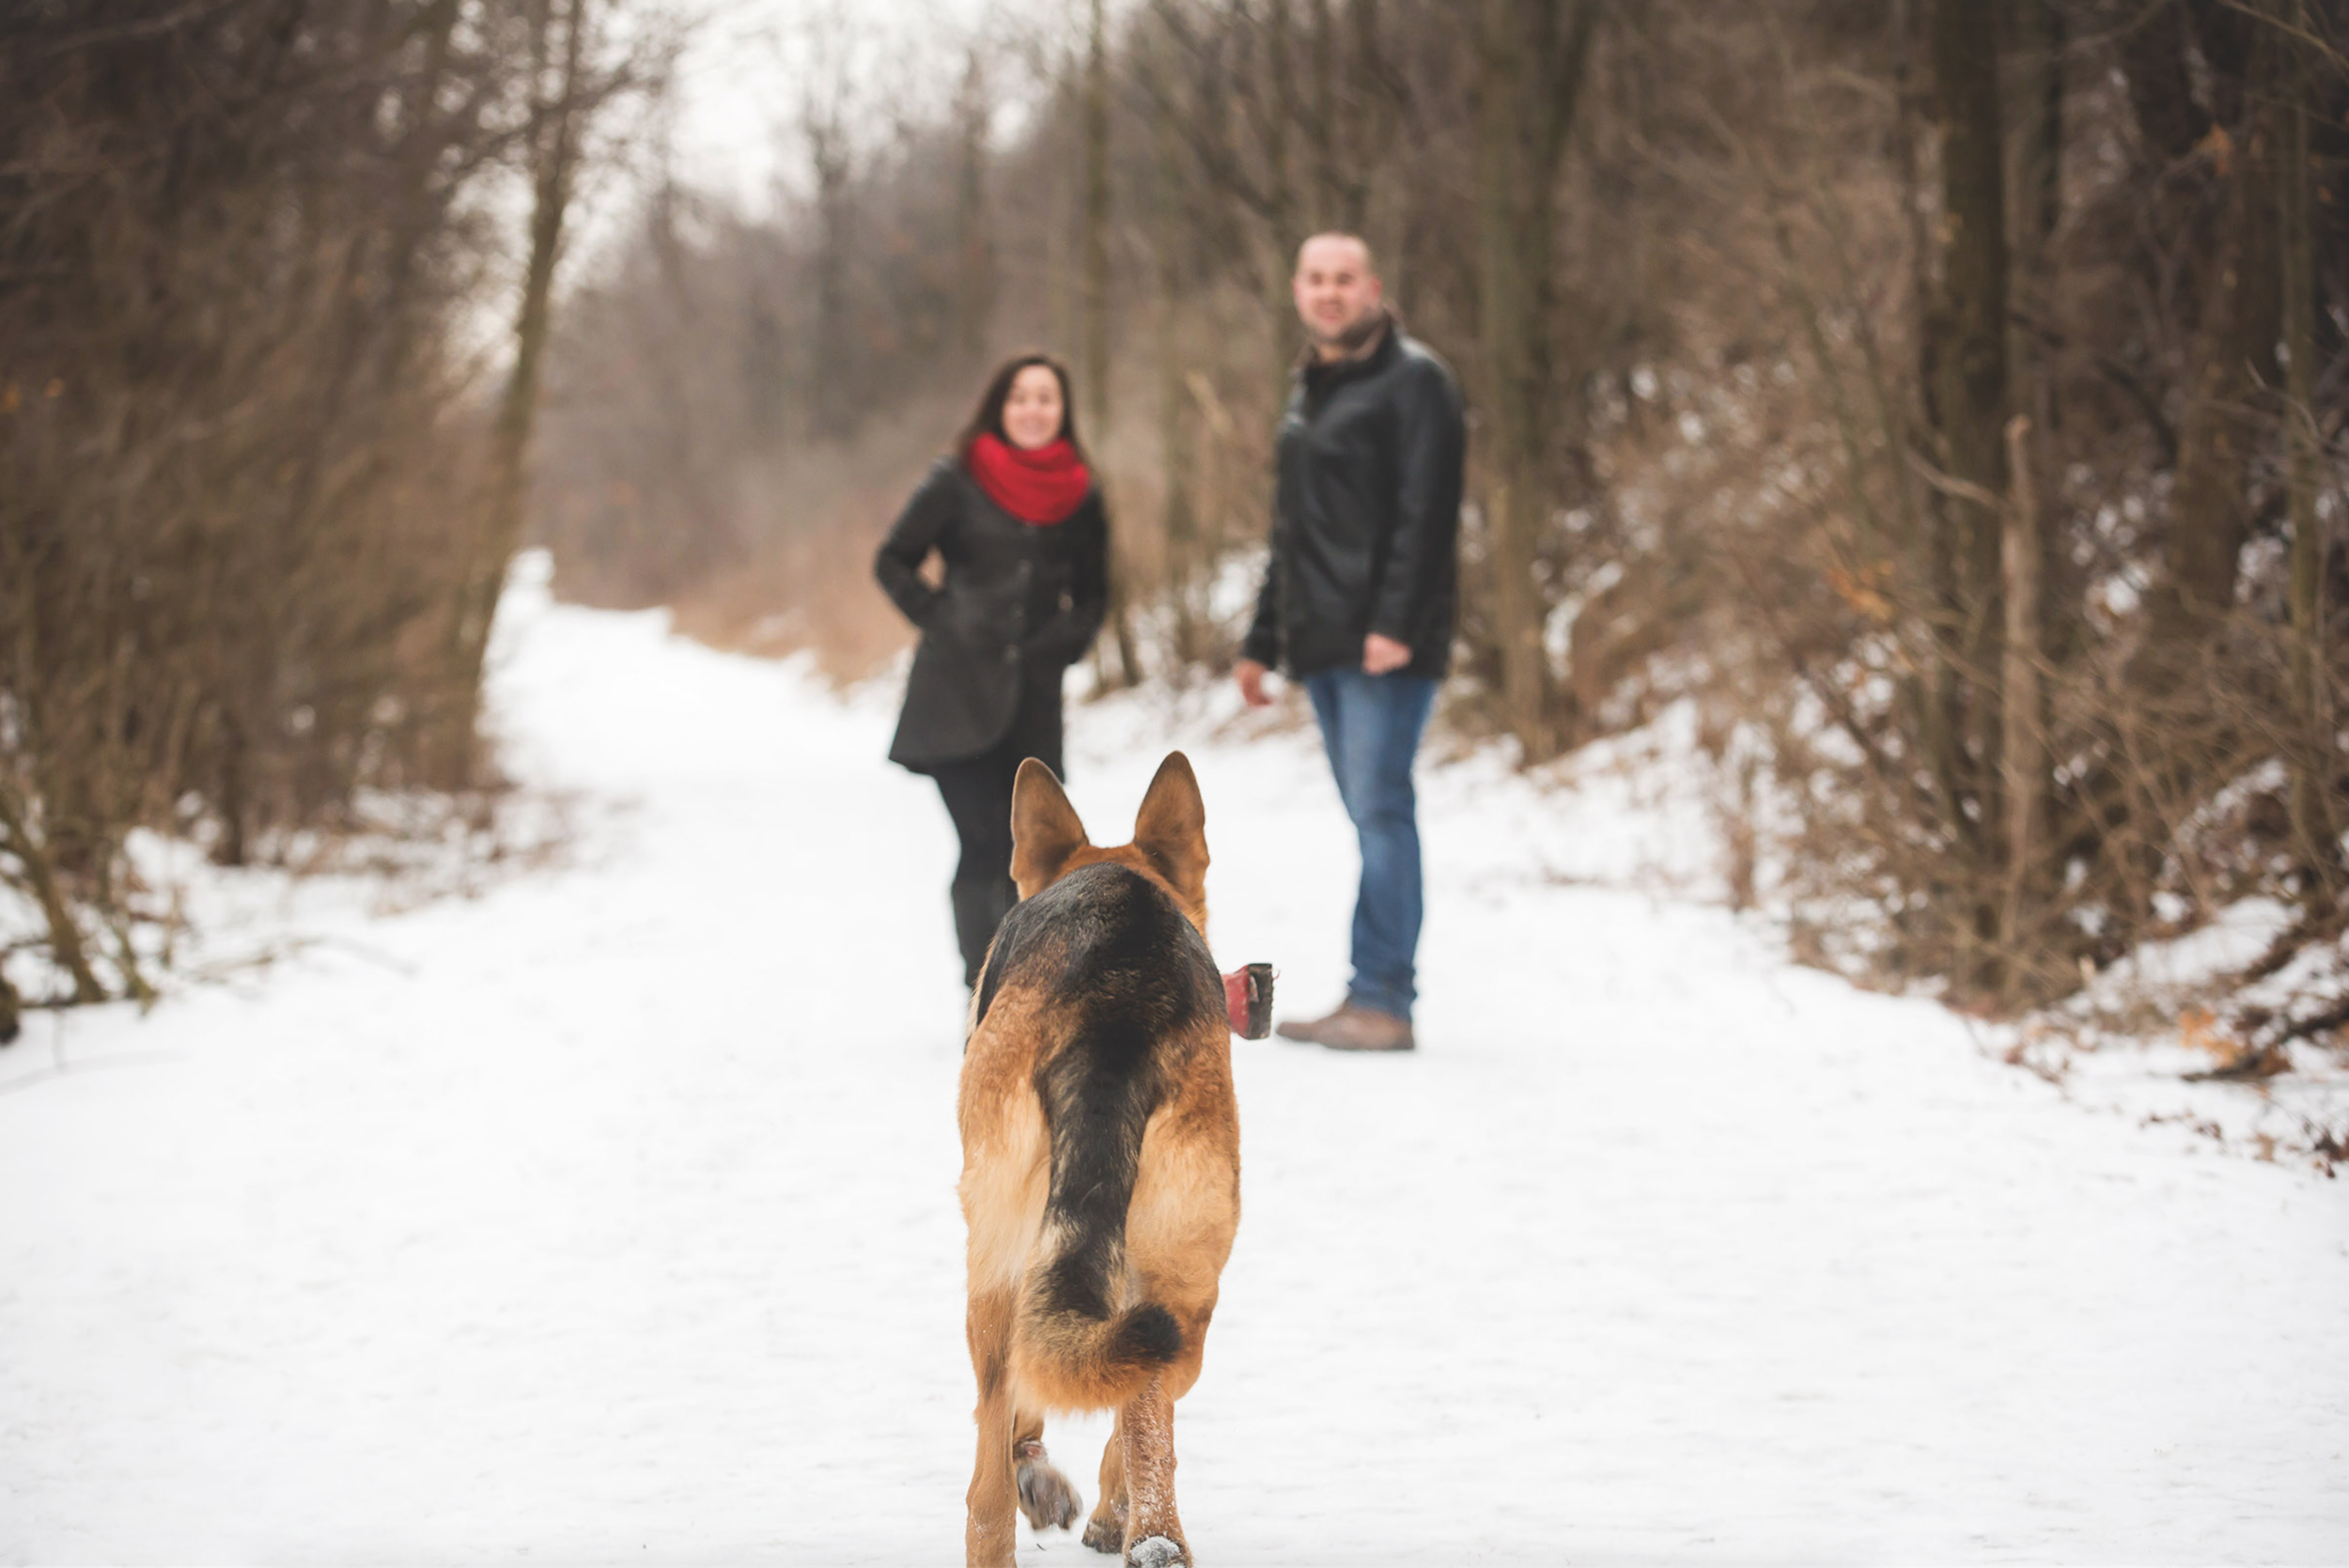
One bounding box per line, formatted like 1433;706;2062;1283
1475;0;1600;762
2277;0;2340;894
0;0;655;1008
442;0;601;788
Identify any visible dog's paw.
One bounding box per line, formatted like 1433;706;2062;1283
1125;1536;1187;1568
1081;1501;1127;1554
1015;1450;1081;1531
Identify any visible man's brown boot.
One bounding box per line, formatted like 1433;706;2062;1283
1274;1002;1354;1045
1315;1005;1415;1052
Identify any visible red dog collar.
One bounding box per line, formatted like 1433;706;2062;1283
1222;964;1275;1039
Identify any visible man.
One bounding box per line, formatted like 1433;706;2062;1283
1235;233;1466;1053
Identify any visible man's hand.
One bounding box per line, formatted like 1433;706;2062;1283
1235;658;1273;707
1362;633;1412;675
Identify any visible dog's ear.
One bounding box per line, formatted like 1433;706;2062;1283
1131;752;1209;909
1011;756;1089;898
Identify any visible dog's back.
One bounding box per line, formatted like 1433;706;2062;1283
957;753;1239;1567
968;861;1222;1407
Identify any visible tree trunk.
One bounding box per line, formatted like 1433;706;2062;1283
1927;0;2013;983
1890;0;1968;844
1264;0;1298;236
1476;0;1546;760
808;114;854;441
1929;0;2011;709
2116;0;2209;162
2141;25;2282;651
954;51;995;363
1308;0;1340;229
1152;50;1204;665
2003;0;2062;432
2277;0;2338;892
2000;415;2046;977
1081;0;1111;439
1082;0;1141;691
1347;0;1401;248
1473;0;1597;763
1259;0;1303;404
438;0;590;789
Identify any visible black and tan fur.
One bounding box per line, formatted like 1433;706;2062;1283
957;753;1241;1568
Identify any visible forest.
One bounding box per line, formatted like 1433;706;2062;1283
5;0;2346;1058
0;0;657;1032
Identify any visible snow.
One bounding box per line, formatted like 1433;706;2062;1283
6;559;2348;1564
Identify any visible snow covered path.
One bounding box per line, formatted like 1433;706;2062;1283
6;577;2347;1565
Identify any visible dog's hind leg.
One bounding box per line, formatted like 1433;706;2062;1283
1081;1411;1128;1553
1114;1374;1190;1567
1012;1409;1081;1532
964;1288;1019;1568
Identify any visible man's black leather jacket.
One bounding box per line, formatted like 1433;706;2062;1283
1240;322;1467;681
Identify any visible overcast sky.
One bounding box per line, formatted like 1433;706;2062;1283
500;0;1070;348
648;0;1050;218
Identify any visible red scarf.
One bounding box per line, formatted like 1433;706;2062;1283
965;433;1092;525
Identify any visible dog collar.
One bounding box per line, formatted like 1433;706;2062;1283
1222;964;1274;1039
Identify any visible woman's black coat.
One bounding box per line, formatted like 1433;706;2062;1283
875;456;1108;771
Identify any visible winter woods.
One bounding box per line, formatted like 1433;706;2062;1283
534;0;2346;1026
4;0;2345;1032
0;0;656;1014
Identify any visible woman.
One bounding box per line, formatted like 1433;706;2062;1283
876;352;1109;986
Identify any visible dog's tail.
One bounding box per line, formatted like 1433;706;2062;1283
1009;1032;1183;1410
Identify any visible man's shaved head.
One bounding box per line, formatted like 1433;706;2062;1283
1296;232;1377;277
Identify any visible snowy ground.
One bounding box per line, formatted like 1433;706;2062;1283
6;564;2348;1565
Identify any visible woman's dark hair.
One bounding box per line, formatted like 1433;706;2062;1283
957;352;1087;460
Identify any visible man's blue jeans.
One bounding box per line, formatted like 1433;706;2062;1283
1303;667;1439;1022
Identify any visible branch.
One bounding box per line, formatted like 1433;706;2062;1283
1904;449;2009;517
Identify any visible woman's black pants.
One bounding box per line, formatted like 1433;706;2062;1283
933;673;1064;987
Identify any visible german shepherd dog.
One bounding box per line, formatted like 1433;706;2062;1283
957;753;1241;1568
